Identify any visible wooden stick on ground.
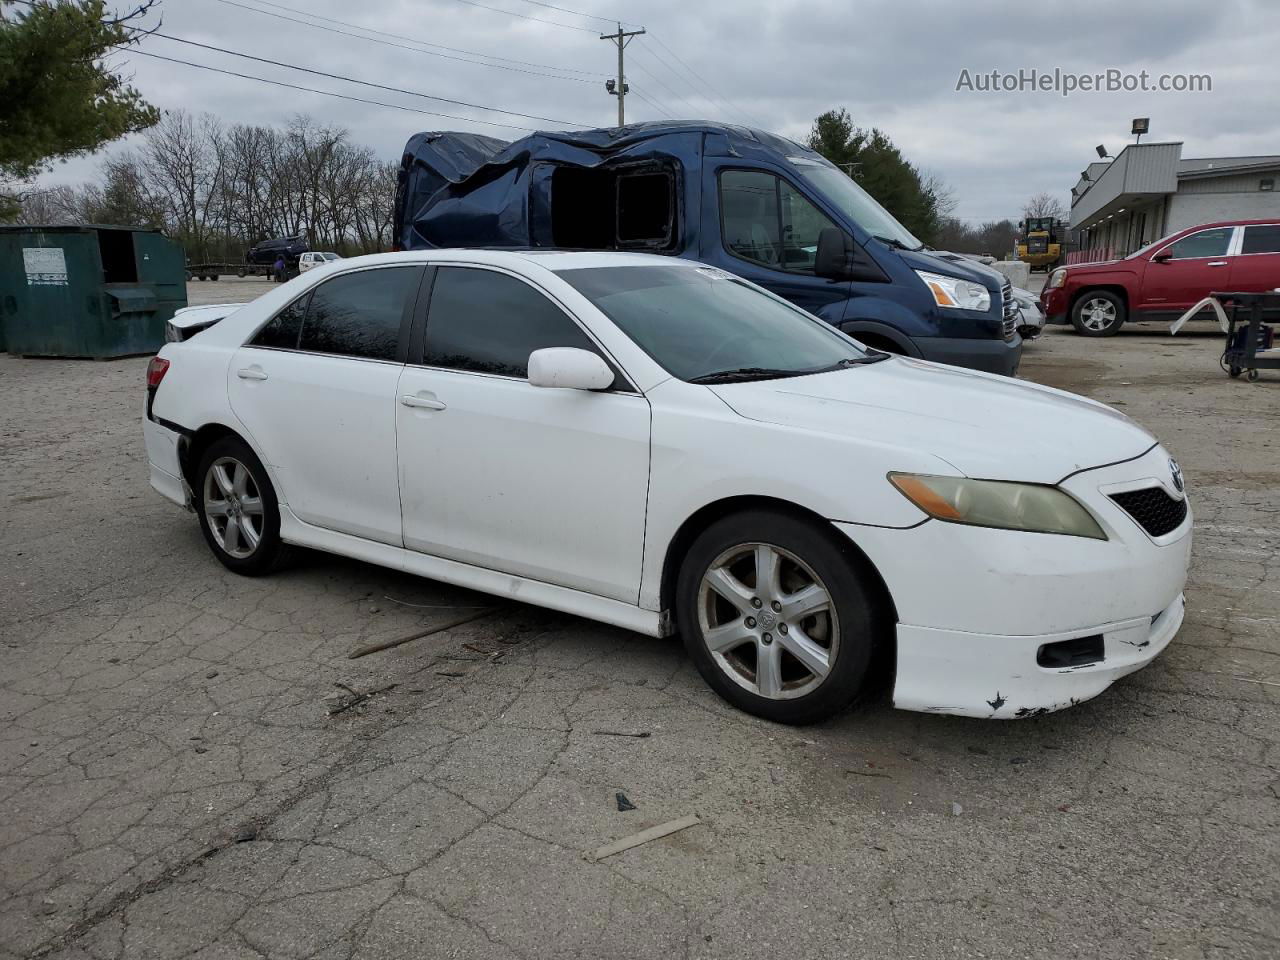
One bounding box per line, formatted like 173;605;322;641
588;814;702;862
347;608;499;659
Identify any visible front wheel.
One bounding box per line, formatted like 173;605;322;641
1071;291;1126;336
195;436;289;575
676;510;883;725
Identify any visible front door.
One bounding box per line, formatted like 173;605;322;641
1138;225;1236;313
703;166;852;323
396;265;651;603
228;264;422;545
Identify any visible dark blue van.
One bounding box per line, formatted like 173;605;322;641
394;122;1021;375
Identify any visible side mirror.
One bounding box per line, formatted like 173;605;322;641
528;347;615;391
815;227;890;283
1152;249;1173;263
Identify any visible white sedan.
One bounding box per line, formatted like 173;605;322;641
144;250;1191;724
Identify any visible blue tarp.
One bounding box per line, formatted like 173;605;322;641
395;121;817;251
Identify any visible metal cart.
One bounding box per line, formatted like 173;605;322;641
1214;291;1280;382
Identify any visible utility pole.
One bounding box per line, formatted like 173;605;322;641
600;22;645;128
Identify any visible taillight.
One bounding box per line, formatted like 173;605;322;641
146;356;170;388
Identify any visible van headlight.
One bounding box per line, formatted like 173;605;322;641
1048;268;1067;289
914;271;991;311
888;473;1107;539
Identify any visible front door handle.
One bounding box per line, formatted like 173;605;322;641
237;367;268;381
400;394;446;411
1207;261;1228;267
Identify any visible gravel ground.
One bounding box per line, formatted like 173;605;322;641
1;285;1276;959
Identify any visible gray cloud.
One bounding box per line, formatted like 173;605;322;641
40;0;1280;223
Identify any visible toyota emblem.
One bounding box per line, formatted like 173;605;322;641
1169;458;1184;493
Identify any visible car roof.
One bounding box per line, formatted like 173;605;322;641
332;249;695;271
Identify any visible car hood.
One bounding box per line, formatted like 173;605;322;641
709;358;1155;483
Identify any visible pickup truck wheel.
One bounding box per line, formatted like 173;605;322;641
1071;291;1125;336
195;436;289;575
677;509;879;725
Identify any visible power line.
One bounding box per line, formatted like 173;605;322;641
145;32;589;127
645;32;765;128
219;0;607;79
207;0;598;84
626;54;703;118
123;49;535;131
628;86;674;119
444;0;599;33
509;0;641;29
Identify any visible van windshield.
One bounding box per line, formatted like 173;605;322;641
556;263;877;383
791;159;923;251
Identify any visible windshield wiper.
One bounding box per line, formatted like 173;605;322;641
872;234;921;252
688;367;801;384
817;353;891;372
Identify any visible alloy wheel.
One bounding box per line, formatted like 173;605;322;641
1081;297;1117;332
696;542;839;700
203;457;264;559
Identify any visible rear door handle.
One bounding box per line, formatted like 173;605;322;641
1207;261;1228;267
400;394;446;411
237;367;268;381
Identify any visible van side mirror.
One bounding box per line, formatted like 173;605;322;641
528;347;615;391
1152;249;1173;263
815;227;888;283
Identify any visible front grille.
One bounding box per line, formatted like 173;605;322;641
1001;281;1017;339
1109;487;1188;537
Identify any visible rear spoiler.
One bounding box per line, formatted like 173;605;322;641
165;303;246;342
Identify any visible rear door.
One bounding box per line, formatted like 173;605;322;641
1229;224;1280;294
1138;226;1235;312
228;264;423;545
703;166;852;321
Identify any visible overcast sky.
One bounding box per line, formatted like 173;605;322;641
40;0;1280;223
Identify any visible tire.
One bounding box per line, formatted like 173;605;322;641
676;509;883;725
237;268;247;278
208;274;220;281
1070;290;1126;336
195;436;289;576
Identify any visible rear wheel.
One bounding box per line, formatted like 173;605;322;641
1070;290;1126;336
195;436;289;575
676;510;882;725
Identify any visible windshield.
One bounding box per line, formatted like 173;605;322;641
556;264;872;382
791;159;922;251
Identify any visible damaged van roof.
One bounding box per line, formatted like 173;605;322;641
395;121;824;252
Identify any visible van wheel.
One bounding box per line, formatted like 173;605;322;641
195;436;290;576
676;509;881;725
1071;291;1125;336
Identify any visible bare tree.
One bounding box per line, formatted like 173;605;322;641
1022;192;1066;223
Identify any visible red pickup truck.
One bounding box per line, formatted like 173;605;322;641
1041;219;1280;336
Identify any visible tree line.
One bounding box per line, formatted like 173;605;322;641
16;110;399;261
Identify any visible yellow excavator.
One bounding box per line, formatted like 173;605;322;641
1017;217;1063;271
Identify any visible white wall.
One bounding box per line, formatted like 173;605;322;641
1167;189;1280;232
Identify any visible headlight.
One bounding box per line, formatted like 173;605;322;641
888;473;1107;539
1048;268;1067;289
914;271;991;311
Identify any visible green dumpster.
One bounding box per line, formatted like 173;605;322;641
0;224;188;358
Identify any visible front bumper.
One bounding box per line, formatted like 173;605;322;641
916;334;1022;377
838;444;1192;718
1040;286;1070;323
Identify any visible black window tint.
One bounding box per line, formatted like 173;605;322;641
251;294;307;349
424;267;598;378
297;267;417;361
721;170;781;268
1242;225;1280;255
1168;227;1232;259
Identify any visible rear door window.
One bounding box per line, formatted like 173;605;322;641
422;267;600;378
1167;227;1233;259
251;294;309;349
296;266;419;361
1241;224;1280;255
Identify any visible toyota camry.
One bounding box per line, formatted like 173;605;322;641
144;250;1191;724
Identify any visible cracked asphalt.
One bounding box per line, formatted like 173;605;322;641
2;282;1277;959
